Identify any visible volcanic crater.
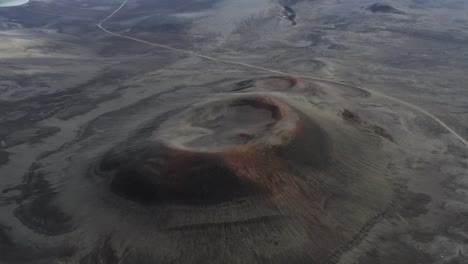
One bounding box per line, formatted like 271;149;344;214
82;76;399;262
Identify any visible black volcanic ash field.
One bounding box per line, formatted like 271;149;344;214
1;75;444;264
2;0;468;263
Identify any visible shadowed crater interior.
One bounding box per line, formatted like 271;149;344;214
97;95;313;205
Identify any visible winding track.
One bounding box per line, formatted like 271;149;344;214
97;0;468;147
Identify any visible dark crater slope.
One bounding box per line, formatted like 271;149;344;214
367;3;406;14
83;81;399;263
99;95;317;205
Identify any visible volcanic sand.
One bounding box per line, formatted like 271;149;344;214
43;76;410;263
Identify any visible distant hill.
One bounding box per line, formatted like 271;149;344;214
367;3;406;14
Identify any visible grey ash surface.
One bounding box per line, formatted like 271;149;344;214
1;0;468;263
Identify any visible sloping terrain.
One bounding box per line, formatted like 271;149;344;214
0;0;468;263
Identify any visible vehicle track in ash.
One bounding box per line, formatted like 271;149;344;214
97;0;468;147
